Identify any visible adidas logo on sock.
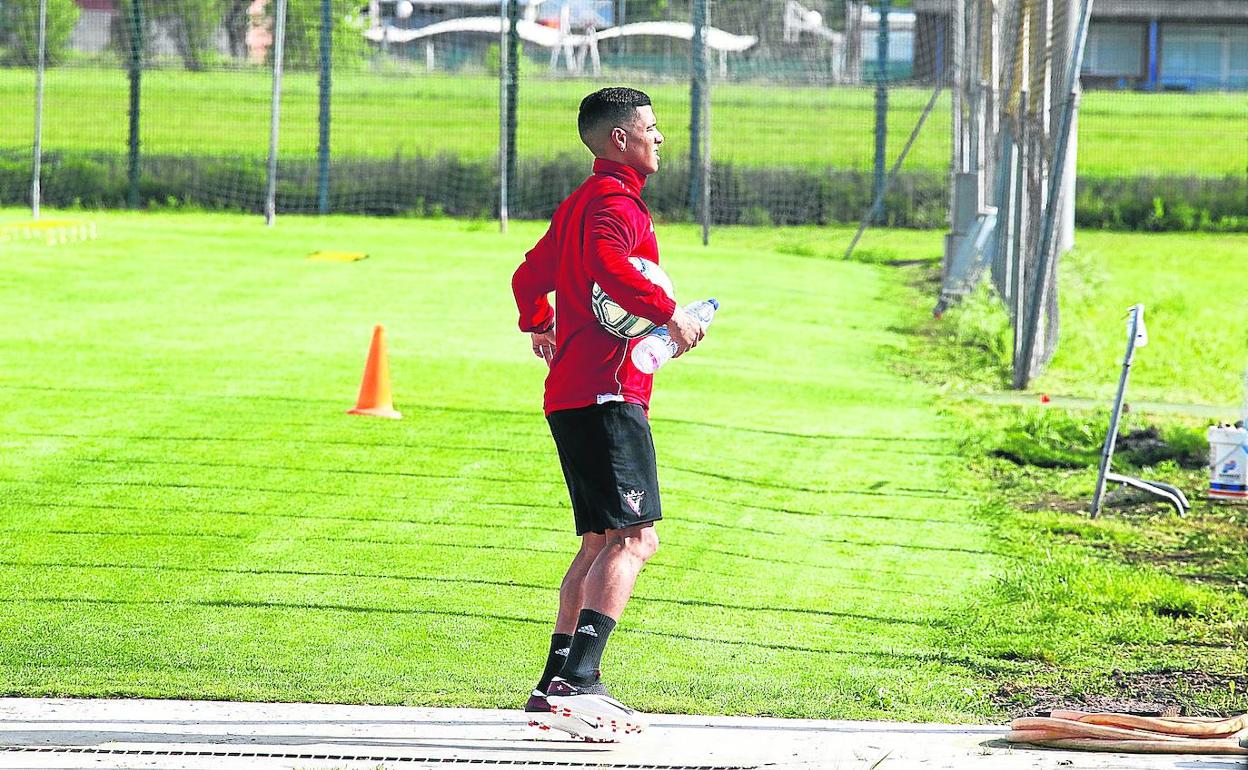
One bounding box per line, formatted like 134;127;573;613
556;647;570;657
577;624;598;637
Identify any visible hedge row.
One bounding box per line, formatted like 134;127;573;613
2;150;1245;232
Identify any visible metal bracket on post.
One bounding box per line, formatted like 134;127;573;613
1090;304;1189;518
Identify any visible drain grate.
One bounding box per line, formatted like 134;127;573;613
1;746;759;769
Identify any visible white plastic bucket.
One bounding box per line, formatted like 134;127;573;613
1208;426;1248;501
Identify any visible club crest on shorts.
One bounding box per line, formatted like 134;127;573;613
623;489;646;516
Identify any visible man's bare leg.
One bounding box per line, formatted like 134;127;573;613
545;523;658;739
580;523;659;619
557;522;658;684
530;533;607;719
555;533;607;633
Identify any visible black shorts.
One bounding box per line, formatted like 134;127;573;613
546;402;663;536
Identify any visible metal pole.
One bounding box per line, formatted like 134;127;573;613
950;0;964;175
872;0;890;223
701;88;711;246
845;82;943;260
31;0;47;220
316;0;332;214
690;0;708;243
1240;365;1248;426
264;0;288;226
127;0;143;209
498;0;509;233
505;0;519;217
1091;305;1143;518
1014;0;1093;388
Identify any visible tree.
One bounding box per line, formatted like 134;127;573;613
148;0;223;70
221;0;251;59
3;0;81;66
276;0;370;70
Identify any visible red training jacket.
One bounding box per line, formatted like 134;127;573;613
512;158;677;415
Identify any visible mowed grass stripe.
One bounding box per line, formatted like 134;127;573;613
4;477;980;531
0;387;950;443
3;429;962;456
10;496;982;537
4;501;963;583
3;422;963;493
0;526;969;584
62;454;965;500
0;559;933;609
0;558;953;648
3;455;965;504
0;597;971;672
0;210;1000;719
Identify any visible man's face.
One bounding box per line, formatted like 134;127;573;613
615;105;663;176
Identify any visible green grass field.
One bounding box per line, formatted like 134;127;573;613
1;67;1245;175
1037;232;1248;406
2;209;1244;720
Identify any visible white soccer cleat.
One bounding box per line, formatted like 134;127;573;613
544;677;648;741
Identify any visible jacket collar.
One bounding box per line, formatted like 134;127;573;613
592;158;648;192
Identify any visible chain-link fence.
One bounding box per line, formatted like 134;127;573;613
2;0;1247;234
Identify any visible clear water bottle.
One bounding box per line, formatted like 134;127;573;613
632;299;719;374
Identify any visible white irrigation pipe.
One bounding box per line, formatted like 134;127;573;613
265;0;288;226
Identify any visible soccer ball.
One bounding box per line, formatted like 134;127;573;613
591;257;674;339
395;0;413;19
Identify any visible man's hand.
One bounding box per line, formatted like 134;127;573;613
530;329;557;366
665;307;705;358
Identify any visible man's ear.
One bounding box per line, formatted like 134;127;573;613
610;126;627;152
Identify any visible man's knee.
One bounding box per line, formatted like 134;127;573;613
566;533;606;581
609;524;658;561
579;531;607;559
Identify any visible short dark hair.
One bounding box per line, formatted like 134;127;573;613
578;87;652;141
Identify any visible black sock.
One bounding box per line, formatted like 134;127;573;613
559;609;617;685
536;633;572;693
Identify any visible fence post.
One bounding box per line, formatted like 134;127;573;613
945;0;964;281
31;0;47;220
127;0;143;209
872;0;890;223
265;0;288;226
505;0;519;217
498;0;509;232
317;0;332;214
689;0;709;244
1013;0;1093;389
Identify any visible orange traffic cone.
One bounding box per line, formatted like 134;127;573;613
347;325;402;419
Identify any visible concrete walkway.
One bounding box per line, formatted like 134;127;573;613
0;700;1241;770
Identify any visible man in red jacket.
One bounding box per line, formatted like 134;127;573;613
511;87;704;741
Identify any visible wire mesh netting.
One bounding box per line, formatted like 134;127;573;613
0;0;1246;233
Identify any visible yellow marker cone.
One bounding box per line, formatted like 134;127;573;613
347;325;402;419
